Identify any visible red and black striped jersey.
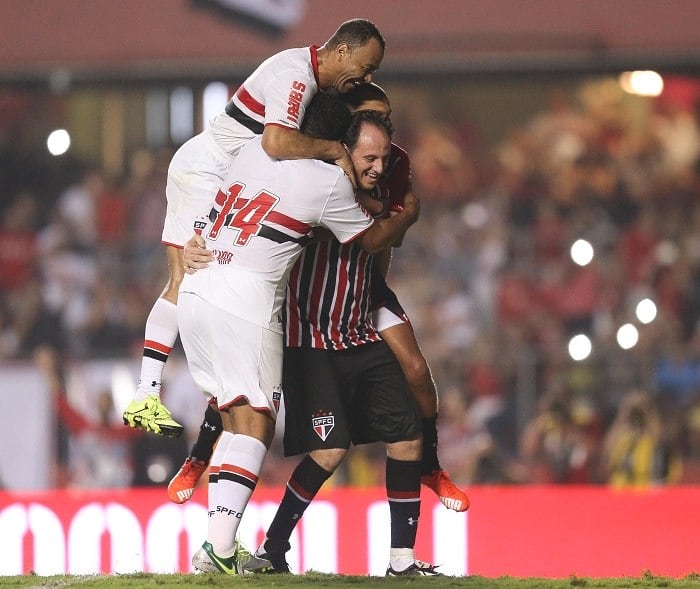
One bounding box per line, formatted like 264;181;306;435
284;238;382;349
284;143;412;350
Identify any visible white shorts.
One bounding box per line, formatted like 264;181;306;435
161;129;240;248
177;292;282;418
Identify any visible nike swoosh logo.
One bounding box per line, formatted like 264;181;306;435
208;550;237;574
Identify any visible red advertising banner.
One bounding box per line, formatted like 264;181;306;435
1;486;698;578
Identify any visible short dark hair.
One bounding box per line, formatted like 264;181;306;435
344;110;392;151
300;91;352;141
326;18;385;51
342;82;389;111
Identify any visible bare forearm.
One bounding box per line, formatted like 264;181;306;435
375;248;392;278
261;126;344;161
357;211;416;254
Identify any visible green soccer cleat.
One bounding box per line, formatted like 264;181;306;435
193;541;240;575
236;541;277;574
122;396;183;437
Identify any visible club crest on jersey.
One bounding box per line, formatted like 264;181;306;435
272;386;282;413
312;411;335;441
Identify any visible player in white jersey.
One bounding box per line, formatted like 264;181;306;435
123;19;385;436
176;92;419;574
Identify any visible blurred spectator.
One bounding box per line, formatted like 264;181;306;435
519;391;598;484
34;345;140;488
601;389;682;487
0;191;39;293
4;73;700;488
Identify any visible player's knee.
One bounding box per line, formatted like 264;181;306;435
386;437;421;462
309;447;347;472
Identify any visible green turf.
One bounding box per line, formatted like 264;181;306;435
3;572;700;589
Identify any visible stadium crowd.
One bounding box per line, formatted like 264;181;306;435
2;74;700;490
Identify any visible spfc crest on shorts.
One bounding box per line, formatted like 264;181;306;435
312;412;335;441
272;386;282;413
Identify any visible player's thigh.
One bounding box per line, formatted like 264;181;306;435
212;315;282;418
339;341;422;445
162;132;235;247
178;294;282;417
176;292;218;400
282;347;351;456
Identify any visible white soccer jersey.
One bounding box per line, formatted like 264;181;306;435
208;46;320;153
179;136;374;333
163;46;321;247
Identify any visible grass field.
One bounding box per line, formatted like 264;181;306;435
3;572;700;588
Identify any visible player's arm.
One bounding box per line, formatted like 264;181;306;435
262;125;355;186
353;191;420;254
374;247;392;279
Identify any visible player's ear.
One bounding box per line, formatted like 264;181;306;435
335;43;349;62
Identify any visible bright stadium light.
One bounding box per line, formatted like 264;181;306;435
636;298;657;324
202;82;229;130
568;334;592;361
619;70;664;97
617;323;639;349
47;129;71;156
570;239;594;266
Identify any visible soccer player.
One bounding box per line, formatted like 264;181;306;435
122;19;385;436
176;92;419;575
183;108;443;576
170;84;469;513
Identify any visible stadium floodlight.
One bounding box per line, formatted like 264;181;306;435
47;129;70;156
617;323;639;350
570;239;594;266
636;297;657;324
619;70;664;97
568;334;592;361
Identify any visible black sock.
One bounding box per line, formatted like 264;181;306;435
386;457;421;549
190;404;222;463
421;415;441;474
265;455;332;553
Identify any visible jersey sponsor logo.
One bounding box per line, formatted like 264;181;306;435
286;80;306;124
272;386;282;413
212;249;233;265
312;411;335;441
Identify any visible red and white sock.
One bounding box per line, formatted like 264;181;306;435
207;432;267;557
135;298;178;401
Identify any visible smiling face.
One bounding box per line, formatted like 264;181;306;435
331;37;384;94
349;121;391;191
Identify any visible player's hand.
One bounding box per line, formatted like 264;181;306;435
183;234;213;273
401;191;420;224
335;147;357;189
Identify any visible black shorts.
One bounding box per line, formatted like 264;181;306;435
282;341;421;457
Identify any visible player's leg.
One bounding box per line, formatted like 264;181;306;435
124;133;235;436
384;438;441;576
247;347;352;574
168;400;222;504
374;303;470;512
123;244;185;436
351;340;441;576
178;294;278;575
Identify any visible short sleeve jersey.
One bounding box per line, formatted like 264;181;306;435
180;136;373;332
210;46;320;151
284;143;412;350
